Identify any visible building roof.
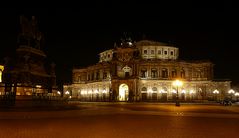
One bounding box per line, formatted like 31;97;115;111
135;40;172;47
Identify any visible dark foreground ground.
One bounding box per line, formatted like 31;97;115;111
0;102;239;138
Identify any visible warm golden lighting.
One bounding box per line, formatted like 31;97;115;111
172;89;176;93
57;91;61;95
36;85;41;88
103;89;106;93
235;92;239;96
0;65;4;82
190;90;194;94
119;84;128;101
228;89;235;94
172;80;183;107
213;89;219;94
181;89;186;93
172;80;183;87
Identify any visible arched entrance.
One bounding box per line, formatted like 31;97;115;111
119;84;129;101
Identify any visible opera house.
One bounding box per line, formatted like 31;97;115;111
63;38;231;102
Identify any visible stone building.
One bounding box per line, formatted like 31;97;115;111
0;16;57;100
63;38;231;102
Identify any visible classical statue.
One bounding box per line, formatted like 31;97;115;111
18;16;43;49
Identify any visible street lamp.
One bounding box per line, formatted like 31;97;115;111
172;80;183;106
228;89;235;100
213;89;219;101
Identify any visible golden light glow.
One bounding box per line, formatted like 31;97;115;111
0;65;4;82
228;89;235;94
213;89;219;94
119;84;128;101
235;92;239;96
190;90;194;94
103;89;106;93
36;85;41;88
172;80;183;87
65;91;70;94
160;89;166;93
172;89;176;93
181;89;186;93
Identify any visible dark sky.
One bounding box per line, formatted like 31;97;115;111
0;3;238;87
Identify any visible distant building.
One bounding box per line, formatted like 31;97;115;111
0;65;3;83
64;38;231;102
0;16;57;100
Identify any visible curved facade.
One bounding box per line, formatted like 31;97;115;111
64;39;231;102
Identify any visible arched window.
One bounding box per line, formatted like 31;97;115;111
172;69;177;78
181;68;185;78
91;73;94;80
158;50;161;55
162;68;168;78
141;87;147;92
151;68;157;78
170;51;174;55
103;72;107;79
151;50;154;54
163;87;167;91
152;87;157;92
96;71;100;80
141;68;147;78
144;50;147;54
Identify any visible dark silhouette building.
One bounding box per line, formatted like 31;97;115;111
0;16;57;100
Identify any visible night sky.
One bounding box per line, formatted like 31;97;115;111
0;4;238;87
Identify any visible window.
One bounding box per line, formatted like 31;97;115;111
103;72;107;79
151;68;157;78
108;54;110;58
151;50;154;54
164;51;168;55
91;73;94;80
162;68;168;78
152;87;157;92
170;51;173;55
125;72;130;77
158;50;161;54
172;69;177;78
96;71;100;80
181;69;185;78
141;68;147;78
144;50;147;54
141;87;147;92
197;70;202;78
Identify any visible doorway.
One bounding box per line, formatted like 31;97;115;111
119;84;129;101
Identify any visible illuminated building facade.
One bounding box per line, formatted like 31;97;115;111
64;38;231;102
0;16;57;99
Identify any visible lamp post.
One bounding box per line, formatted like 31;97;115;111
172;80;183;106
213;89;219;101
